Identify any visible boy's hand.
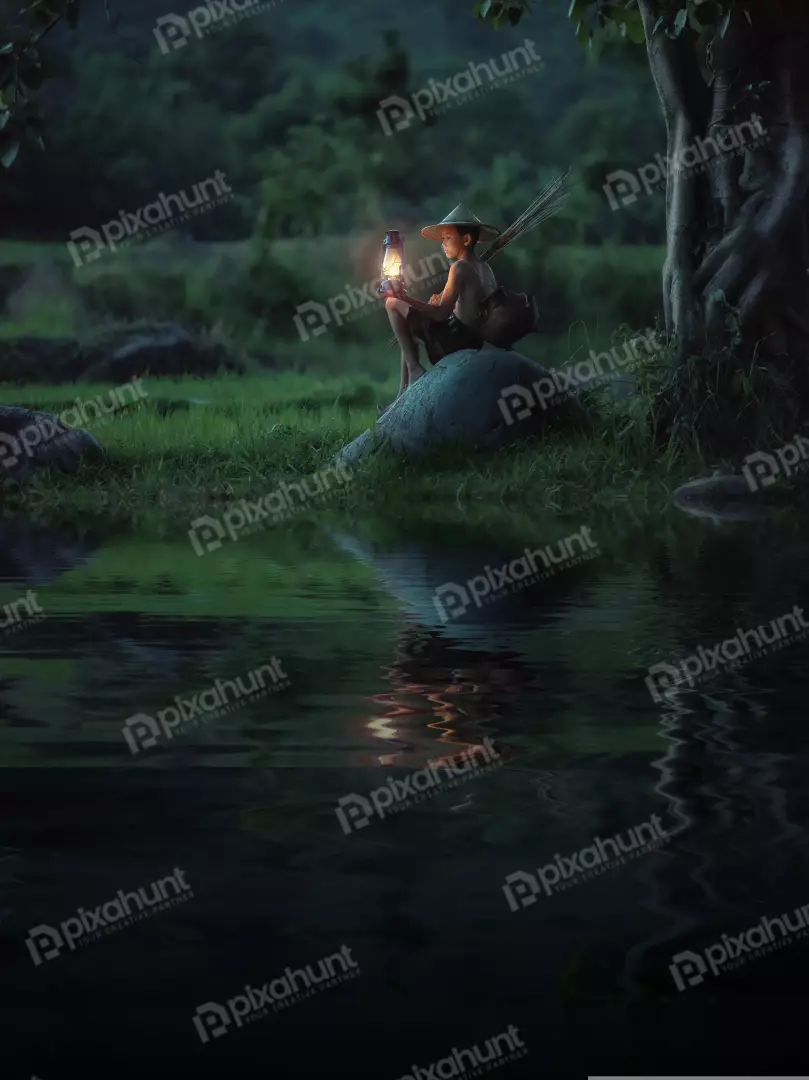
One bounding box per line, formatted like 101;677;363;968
380;281;407;300
429;293;442;305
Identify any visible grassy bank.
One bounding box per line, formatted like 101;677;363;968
0;370;719;529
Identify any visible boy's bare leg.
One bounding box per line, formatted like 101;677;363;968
385;297;427;392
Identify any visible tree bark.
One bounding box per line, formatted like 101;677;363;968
638;0;809;387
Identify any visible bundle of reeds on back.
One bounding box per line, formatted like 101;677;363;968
385;169;571;350
478;169;571;263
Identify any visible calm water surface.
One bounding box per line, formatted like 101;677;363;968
2;508;809;1078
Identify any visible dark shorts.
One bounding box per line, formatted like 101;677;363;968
406;309;484;365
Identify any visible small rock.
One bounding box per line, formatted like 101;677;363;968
672;475;766;522
0;405;103;485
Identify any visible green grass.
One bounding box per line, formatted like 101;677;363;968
0;369;716;530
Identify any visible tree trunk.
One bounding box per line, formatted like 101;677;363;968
637;0;809;445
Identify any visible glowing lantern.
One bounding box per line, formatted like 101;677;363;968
377;230;405;297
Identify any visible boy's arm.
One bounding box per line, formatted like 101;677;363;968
401;262;465;323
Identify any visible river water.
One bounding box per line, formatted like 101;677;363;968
2;505;809;1078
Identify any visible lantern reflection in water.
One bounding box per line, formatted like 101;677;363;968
361;624;524;768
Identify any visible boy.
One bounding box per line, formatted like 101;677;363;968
383;205;500;397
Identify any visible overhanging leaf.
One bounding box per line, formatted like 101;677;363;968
669;8;687;37
1;139;20;168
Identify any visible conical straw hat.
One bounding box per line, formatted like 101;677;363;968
421;204;500;242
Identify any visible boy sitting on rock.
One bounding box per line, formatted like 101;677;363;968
383;205;500;398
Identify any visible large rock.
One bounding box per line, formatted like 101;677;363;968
0;262;31;310
0;321;244;384
0;336;86;384
79;321;243;381
0;405;103;485
335;347;592;466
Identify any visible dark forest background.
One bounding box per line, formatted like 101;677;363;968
0;0;670;371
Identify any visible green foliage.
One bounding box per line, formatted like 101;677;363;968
0;0;761;179
1;234;664;372
630;330;809;457
0;0;81;167
1;0;670;253
472;0;757;59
